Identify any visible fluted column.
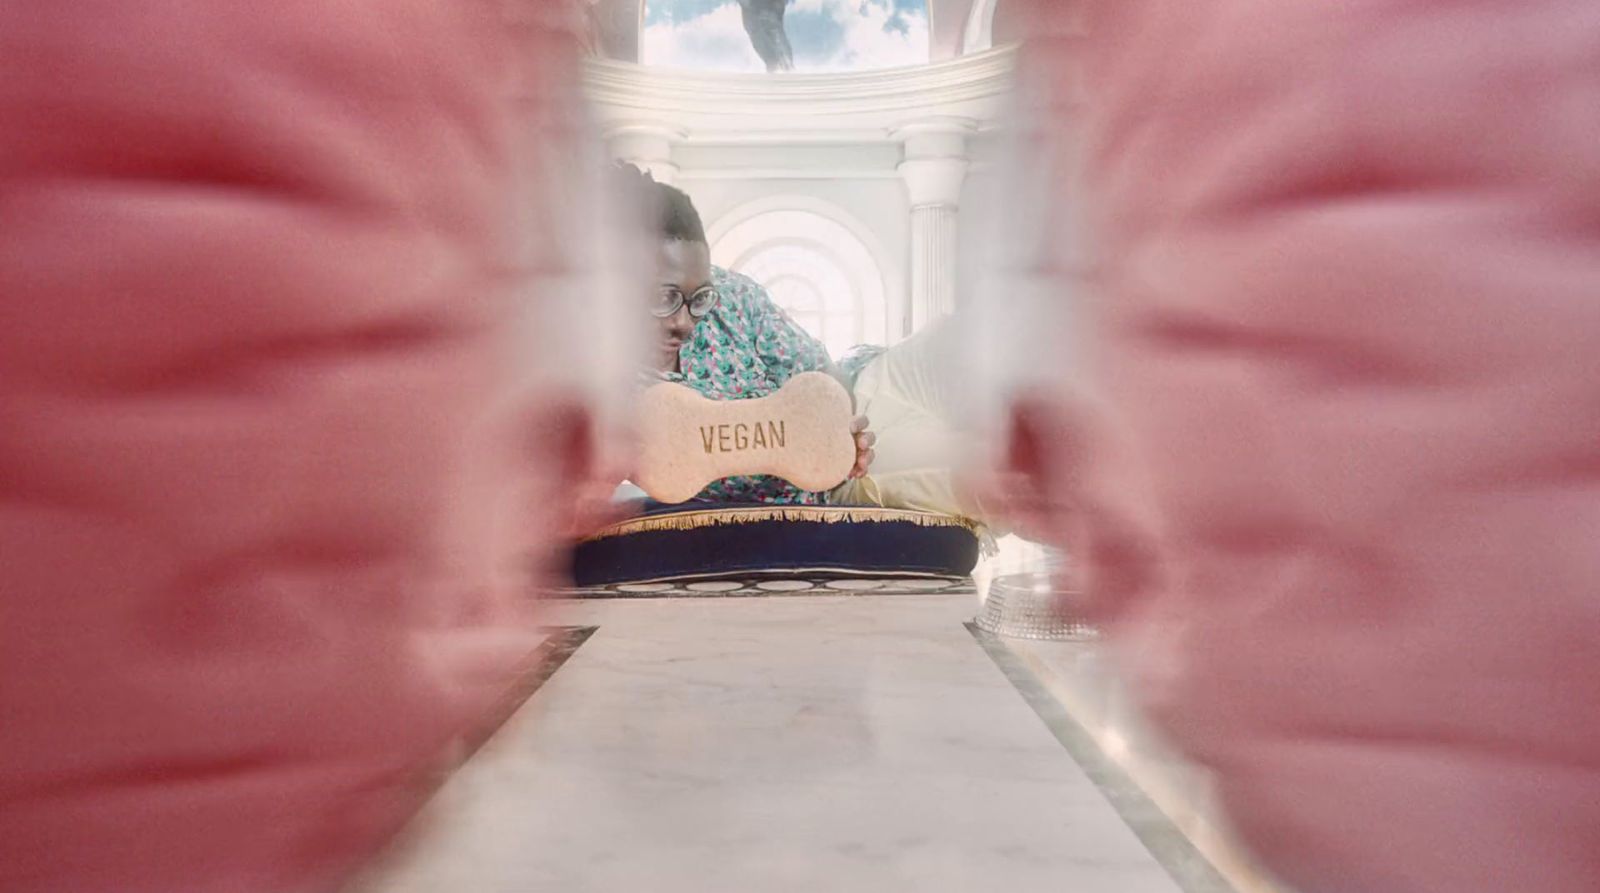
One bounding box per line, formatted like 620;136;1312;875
604;122;685;185
894;118;975;332
909;204;958;327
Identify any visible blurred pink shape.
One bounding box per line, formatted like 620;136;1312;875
991;1;1600;891
0;2;608;890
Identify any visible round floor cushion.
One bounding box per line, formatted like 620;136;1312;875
569;503;982;587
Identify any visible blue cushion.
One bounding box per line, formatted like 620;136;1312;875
569;502;981;587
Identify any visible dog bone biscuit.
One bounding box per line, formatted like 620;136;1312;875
636;371;856;504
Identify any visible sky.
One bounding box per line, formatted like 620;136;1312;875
642;0;930;73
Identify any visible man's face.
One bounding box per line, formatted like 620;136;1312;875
653;239;713;372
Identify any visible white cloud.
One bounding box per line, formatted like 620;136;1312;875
642;0;929;74
641;2;764;72
809;0;929;72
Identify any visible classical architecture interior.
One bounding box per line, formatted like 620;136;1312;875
586;0;1023;347
352;8;1292;893
17;3;1589;892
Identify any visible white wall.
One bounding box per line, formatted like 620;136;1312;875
585;48;1018;345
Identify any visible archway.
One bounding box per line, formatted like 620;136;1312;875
710;204;893;356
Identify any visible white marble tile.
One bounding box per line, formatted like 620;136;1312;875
1007;639;1294;893
351;596;1186;893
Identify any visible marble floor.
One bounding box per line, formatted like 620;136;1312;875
350;593;1277;893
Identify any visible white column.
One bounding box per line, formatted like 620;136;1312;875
604;123;685;186
909;204;958;328
894;118;974;333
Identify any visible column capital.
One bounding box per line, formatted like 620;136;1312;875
603;122;688;185
893;117;974;209
889;116;978;160
898;158;968;209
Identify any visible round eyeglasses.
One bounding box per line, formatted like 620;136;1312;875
652;285;720;319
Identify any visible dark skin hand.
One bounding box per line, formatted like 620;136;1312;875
656;239;874;479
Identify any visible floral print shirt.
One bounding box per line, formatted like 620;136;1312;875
662;267;834;504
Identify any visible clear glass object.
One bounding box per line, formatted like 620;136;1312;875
973;535;1096;640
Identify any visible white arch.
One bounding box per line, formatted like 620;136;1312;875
707;195;904;342
712;211;889;348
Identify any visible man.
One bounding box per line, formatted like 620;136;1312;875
621;165;875;505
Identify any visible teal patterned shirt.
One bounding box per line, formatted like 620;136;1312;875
662;267;834;505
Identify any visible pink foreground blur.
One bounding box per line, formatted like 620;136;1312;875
1004;2;1600;891
0;3;591;890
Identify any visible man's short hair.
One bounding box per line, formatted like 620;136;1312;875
612;162;706;245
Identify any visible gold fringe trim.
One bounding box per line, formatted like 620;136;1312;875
584;505;982;542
